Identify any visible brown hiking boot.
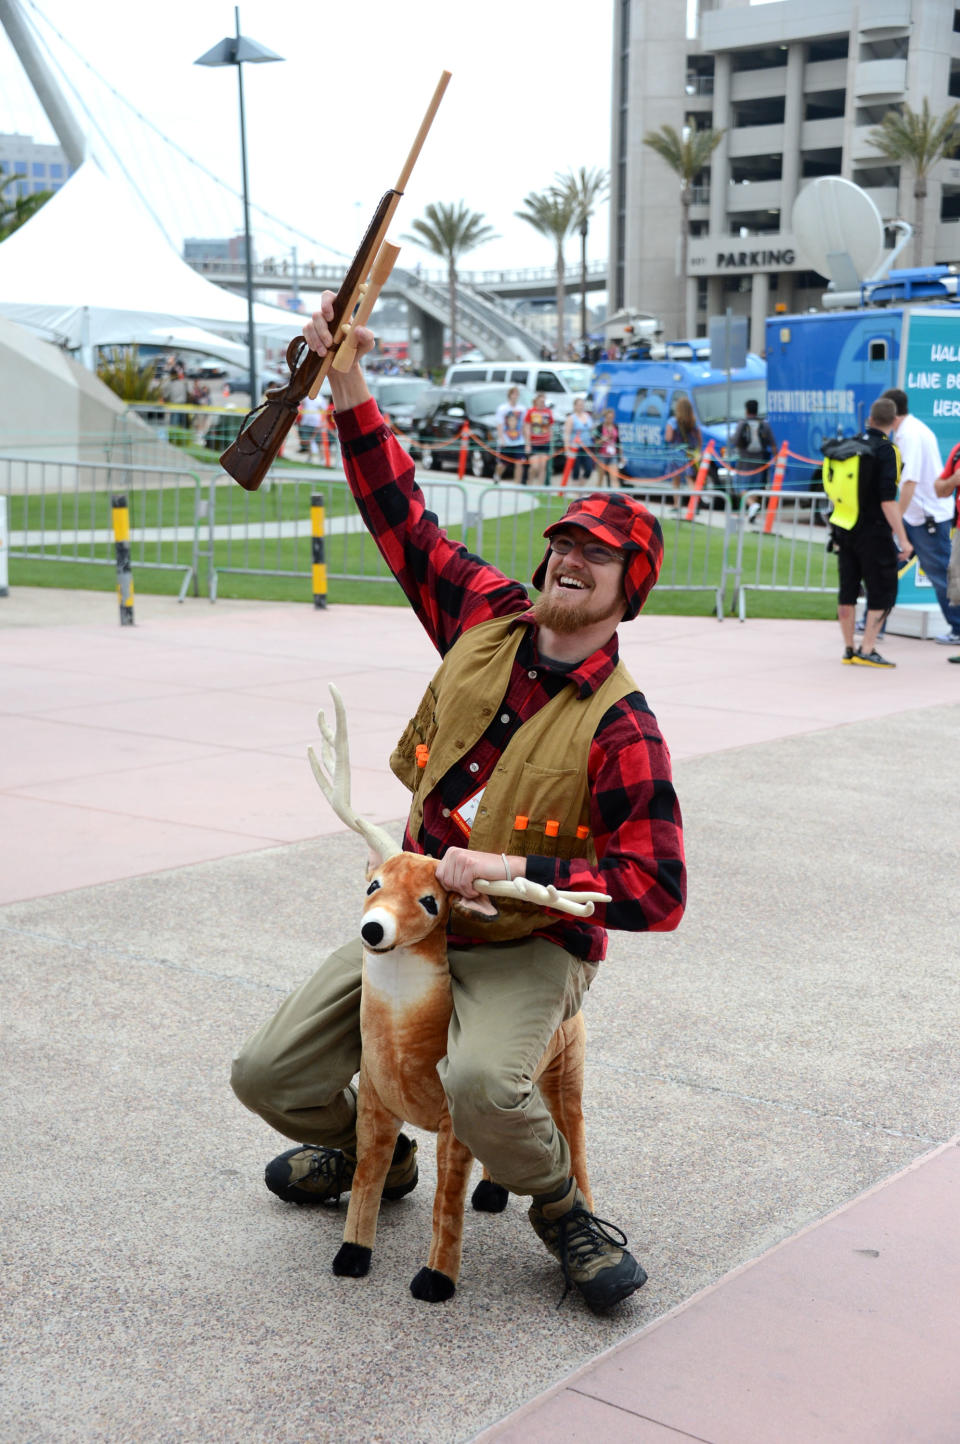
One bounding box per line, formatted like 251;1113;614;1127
264;1134;418;1206
529;1179;647;1312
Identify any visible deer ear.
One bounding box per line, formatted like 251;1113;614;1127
451;894;500;921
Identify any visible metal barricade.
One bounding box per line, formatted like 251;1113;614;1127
1;456;204;601
205;469;475;599
474;482;734;617
728;487;835;619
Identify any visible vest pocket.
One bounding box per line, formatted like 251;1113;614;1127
510;762;586;859
389;689;438;792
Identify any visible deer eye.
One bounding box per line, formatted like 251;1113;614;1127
418;894;439;916
366;879;381;896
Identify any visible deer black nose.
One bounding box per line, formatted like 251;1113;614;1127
361;920;384;947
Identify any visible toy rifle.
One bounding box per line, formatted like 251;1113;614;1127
220;71;451;491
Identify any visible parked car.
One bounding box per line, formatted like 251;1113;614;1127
366;376;433;436
221;368;288;397
442;360;592;424
408;384;532;478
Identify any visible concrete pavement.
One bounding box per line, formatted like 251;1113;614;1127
1;586;958;1443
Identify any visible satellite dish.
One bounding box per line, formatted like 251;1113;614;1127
792;177;885;286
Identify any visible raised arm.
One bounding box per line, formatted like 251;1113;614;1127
302;294;529;655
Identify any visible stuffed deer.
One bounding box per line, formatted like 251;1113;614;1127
308;685;606;1303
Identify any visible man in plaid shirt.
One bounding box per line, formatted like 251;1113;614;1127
232;296;686;1313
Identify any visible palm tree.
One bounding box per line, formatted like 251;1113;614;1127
555;167;609;346
0;168;54;240
401;201;497;362
642;123;725;336
516;188;577;358
866;99;960;266
96;347;161;402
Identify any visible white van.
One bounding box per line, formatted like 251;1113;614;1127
442;361;592;420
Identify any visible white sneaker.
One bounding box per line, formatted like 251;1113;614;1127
934;631;960;645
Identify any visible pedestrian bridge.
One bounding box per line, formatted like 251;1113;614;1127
187;258;608;363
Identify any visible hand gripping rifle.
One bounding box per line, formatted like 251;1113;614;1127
220;71;451;491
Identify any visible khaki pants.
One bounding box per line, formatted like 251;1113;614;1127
231;936;596;1197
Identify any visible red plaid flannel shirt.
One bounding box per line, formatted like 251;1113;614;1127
336;398;686;962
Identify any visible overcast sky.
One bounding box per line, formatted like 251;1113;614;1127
0;0;620;275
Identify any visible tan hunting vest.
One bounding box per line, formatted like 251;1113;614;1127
389;614;638;941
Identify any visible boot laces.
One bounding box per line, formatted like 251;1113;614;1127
303;1146;353;1198
554;1204;628;1306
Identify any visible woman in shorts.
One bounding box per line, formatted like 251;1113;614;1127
523;392;555;486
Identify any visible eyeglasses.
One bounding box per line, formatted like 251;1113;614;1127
550;534;624;566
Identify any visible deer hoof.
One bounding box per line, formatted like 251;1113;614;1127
410;1267;456;1302
333;1242;372;1277
472;1179;509;1213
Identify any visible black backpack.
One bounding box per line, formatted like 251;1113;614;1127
737;418;770;459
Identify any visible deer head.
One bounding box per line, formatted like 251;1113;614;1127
360;853;452;954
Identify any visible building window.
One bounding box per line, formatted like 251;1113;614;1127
31;162;46;177
804;91;845;122
808;38;848;63
856;103;899;128
730;156;782;183
732;96;786;128
50;163;63;179
686;56;715;96
859;37;908;62
853;165;900;189
729;210;781;235
802;148;843;178
869;339;889;363
941;190;960;221
14;160;27;175
731;47;788;73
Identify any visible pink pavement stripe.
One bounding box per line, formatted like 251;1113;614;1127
478;1139;960;1444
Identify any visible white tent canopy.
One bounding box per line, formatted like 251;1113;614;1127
0;160;302;359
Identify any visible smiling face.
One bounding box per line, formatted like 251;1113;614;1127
532;525;627;634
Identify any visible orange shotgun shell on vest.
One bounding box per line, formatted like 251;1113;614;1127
576;825;590;840
545;819;560;838
513;814;529;830
415;744;429;768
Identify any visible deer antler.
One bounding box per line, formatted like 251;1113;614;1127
473;878;611;918
308;685;403;861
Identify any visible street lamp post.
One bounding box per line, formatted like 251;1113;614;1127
195;8;282;407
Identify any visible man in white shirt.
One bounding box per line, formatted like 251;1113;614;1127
883;388;960;644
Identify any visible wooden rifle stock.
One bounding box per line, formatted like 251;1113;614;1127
219;71;451;492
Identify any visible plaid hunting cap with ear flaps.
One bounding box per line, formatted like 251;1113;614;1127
531;493;664;620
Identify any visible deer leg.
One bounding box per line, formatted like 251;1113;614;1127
471;1166;509;1214
332;1065;401;1279
536;1012;593;1211
410;1112;473;1303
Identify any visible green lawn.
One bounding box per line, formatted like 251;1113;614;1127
6;473;356;534
7;480;839;618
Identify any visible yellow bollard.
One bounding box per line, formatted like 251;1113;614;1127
111;493;134;626
311;492;328;609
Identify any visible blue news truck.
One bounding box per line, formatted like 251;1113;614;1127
590;346;767;489
766;269;960;485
